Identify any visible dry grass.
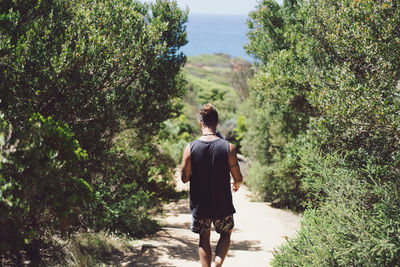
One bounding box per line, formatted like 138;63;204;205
57;232;138;267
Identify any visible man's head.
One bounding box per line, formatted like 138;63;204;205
200;103;218;129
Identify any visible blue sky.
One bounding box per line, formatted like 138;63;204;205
143;0;283;15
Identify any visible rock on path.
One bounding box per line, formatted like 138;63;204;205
125;184;301;267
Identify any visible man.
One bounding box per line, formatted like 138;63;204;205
181;103;243;267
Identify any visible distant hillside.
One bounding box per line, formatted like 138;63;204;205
182;53;252;143
159;53;252;163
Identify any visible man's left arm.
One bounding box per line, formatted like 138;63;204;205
228;143;243;192
180;144;191;183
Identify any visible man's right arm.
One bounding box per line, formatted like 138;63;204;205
228;143;243;192
180;144;191;183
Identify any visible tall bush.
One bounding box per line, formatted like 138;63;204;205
0;0;187;263
264;0;400;265
0;114;92;265
242;0;312;210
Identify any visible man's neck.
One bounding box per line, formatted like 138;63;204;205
200;127;219;141
201;127;216;135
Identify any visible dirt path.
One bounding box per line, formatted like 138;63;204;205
124;181;301;267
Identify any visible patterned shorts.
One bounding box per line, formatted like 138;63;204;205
191;214;234;234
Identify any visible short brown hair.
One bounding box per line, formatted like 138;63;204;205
200;103;218;128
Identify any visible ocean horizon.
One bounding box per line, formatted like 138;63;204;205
181;13;252;61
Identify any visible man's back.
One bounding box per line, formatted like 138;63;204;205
180;103;243;267
189;138;235;219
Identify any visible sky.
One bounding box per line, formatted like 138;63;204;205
143;0;283;15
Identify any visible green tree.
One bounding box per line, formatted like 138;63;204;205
242;0;312;210
242;0;400;264
0;0;187;263
266;0;400;265
0;114;91;265
1;0;187;153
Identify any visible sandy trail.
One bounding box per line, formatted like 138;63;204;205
125;181;301;267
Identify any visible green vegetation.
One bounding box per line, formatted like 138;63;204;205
241;0;400;265
0;1;247;262
0;0;187;264
159;53;250;163
3;0;398;264
240;0;310;210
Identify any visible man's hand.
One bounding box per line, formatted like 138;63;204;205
231;181;242;192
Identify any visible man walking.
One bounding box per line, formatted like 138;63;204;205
181;103;243;267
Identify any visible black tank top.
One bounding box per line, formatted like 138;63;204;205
189;138;236;219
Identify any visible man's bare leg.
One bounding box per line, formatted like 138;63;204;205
215;230;232;267
199;230;212;267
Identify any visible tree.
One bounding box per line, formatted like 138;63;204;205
242;0;400;264
0;0;188;263
267;0;400;265
1;114;91;265
241;0;312;210
1;0;187;154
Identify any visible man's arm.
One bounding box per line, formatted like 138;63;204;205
228;143;243;192
180;144;191;183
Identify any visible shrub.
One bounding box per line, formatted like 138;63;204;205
272;152;400;266
0;114;92;265
0;0;188;263
245;137;306;211
264;0;400;265
238;0;316;210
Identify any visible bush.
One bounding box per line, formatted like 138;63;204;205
0;0;188;263
246;138;306;211
243;0;400;264
159;114;194;164
0;114;92;264
82;133;175;238
272;152;400;266
240;0;312;209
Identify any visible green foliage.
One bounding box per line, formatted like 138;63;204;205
299;0;400;208
246;137;305;210
241;0;311;209
0;114;14;214
234;115;247;141
243;0;400;265
0;114;92;257
272;152;400;266
1;0;187;148
182;54;244;144
188;75;238;121
159;114;194;163
82;130;175;238
0;0;188;263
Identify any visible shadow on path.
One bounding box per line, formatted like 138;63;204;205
125;184;301;267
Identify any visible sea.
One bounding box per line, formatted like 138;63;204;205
181;14;252;62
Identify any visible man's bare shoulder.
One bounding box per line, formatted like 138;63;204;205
183;143;191;155
228;142;236;154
